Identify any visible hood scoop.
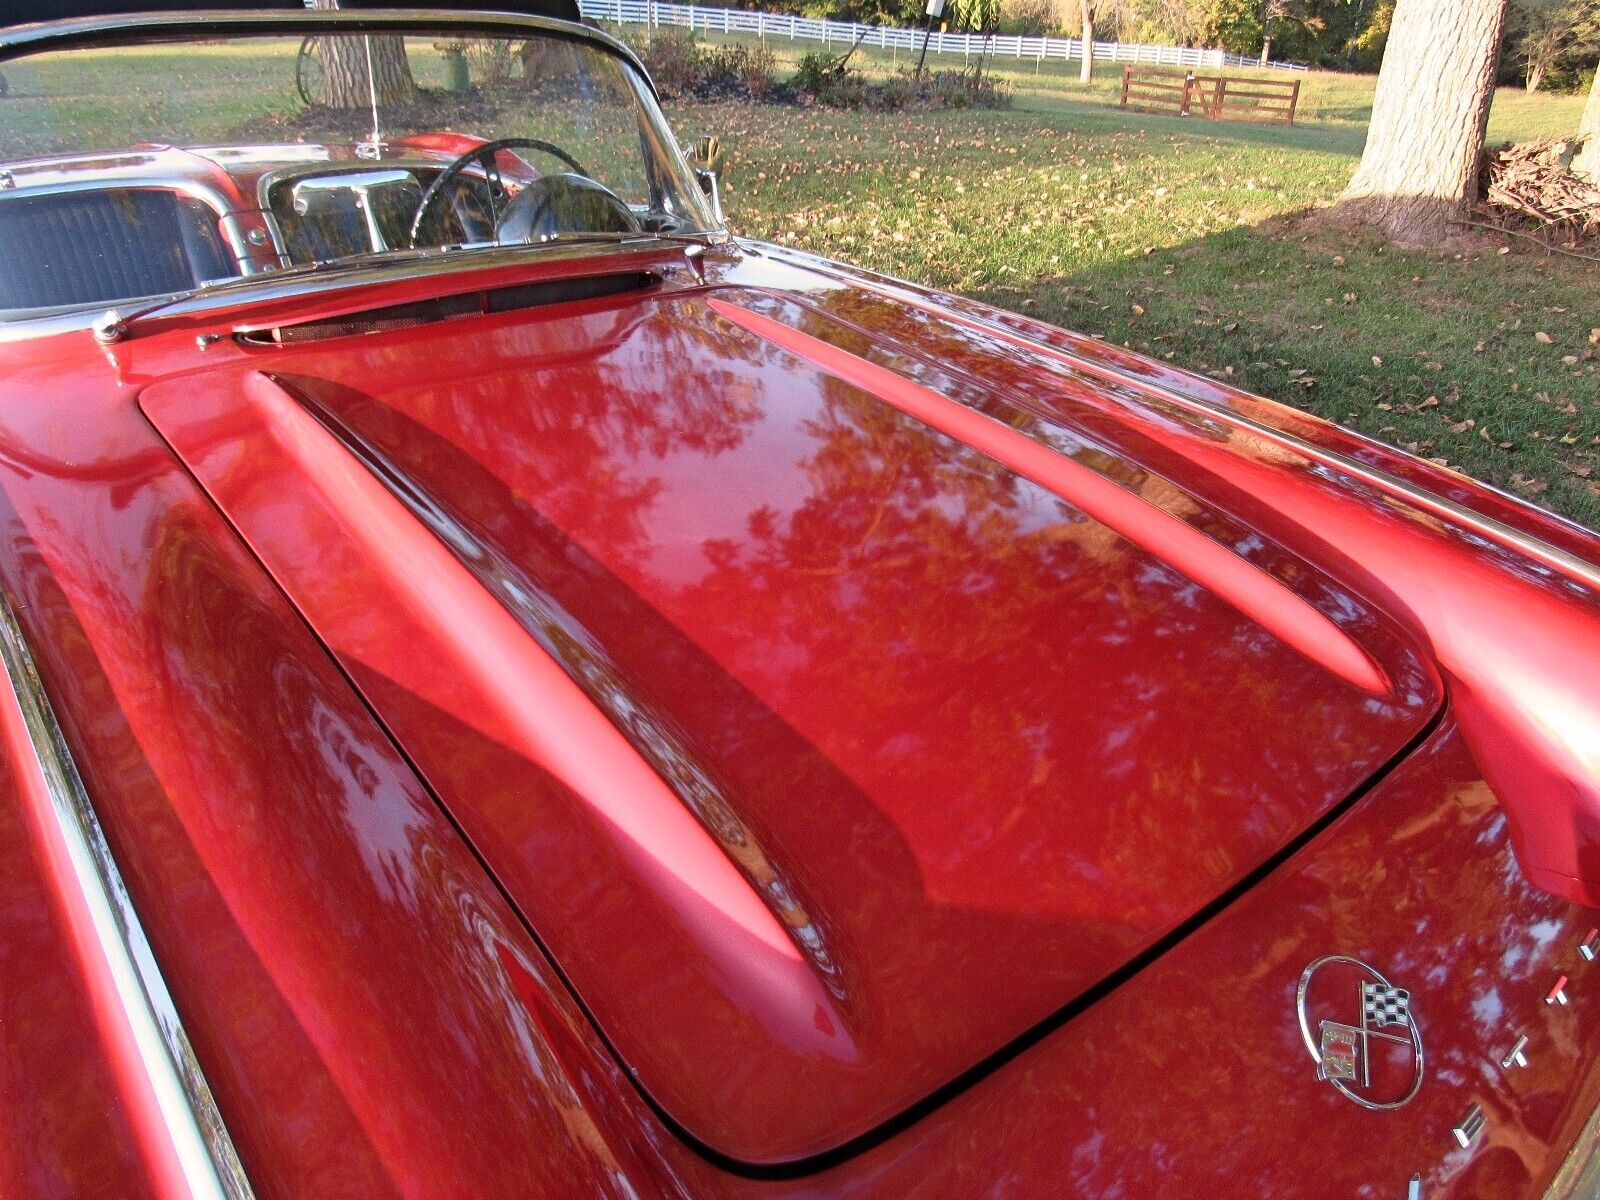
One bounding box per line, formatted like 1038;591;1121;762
140;289;1439;1166
236;270;656;344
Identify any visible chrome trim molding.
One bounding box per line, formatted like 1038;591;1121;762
163;237;705;327
0;588;255;1200
1546;1101;1600;1199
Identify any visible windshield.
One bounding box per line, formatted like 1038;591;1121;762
0;25;719;317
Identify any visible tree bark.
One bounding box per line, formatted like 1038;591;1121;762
310;0;417;109
1576;67;1600;184
1079;0;1093;82
1337;0;1509;244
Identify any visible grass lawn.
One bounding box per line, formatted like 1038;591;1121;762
647;65;1600;528
4;36;1597;527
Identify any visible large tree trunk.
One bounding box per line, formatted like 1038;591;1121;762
1337;0;1508;244
1078;0;1093;82
311;0;417;109
1576;69;1600;184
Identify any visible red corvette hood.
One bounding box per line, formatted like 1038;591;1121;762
141;281;1440;1164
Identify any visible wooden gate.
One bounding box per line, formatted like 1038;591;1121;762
1119;66;1300;126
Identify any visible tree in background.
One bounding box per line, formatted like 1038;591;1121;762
309;0;418;108
1578;68;1600;181
1197;0;1262;54
1508;0;1600;90
995;0;1059;36
1078;0;1101;78
964;0;1005;36
1337;0;1509;243
1344;0;1394;67
799;0;923;24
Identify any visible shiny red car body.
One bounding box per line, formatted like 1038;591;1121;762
4;7;1600;1200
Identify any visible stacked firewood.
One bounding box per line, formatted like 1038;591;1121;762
1476;138;1600;245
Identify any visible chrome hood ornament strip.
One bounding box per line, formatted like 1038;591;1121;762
0;587;255;1200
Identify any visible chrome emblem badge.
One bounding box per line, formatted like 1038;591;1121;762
1297;955;1424;1110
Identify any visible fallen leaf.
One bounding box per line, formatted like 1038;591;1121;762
1535;331;1554;344
1371;355;1384;367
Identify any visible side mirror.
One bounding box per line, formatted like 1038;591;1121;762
683;135;724;225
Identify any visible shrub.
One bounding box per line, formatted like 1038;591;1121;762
791;55;1011;111
703;43;780;100
792;49;845;96
638;28;707;98
638;28;779;100
874;73;916;110
465;38;515;85
925;66;1011;109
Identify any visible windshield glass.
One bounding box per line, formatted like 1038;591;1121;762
0;26;718;317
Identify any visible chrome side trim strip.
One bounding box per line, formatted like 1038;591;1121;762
1544;1096;1600;1199
0;588;255;1200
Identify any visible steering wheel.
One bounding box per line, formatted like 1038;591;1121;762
408;136;592;249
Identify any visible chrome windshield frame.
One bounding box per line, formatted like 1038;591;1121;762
0;9;658;98
0;9;726;337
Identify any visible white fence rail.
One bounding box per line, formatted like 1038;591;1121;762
577;0;1309;73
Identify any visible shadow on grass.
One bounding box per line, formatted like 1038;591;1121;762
971;210;1600;530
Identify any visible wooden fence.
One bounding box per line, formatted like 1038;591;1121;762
1118;66;1301;125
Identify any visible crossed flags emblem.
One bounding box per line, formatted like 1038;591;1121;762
1318;982;1411;1086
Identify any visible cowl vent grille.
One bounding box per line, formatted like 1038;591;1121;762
241;270;656;344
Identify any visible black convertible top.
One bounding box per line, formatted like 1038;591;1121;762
2;0;584;32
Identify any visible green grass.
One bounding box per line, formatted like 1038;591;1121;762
4;37;1597;526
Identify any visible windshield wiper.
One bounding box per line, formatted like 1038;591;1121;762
537;229;718;247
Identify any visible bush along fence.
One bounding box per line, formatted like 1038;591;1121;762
1119;66;1302;124
577;0;1309;74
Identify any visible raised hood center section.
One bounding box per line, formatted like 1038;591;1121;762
142;288;1439;1165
